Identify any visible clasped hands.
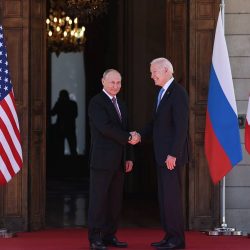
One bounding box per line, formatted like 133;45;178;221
127;132;176;170
128;131;141;145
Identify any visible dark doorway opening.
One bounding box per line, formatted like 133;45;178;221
45;0;161;230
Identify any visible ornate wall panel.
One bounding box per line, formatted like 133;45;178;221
29;0;46;231
188;0;220;229
2;1;22;17
165;0;221;230
0;0;46;231
166;0;187;88
0;0;29;231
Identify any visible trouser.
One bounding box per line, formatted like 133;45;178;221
88;167;124;242
156;164;185;243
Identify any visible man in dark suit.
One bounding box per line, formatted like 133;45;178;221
51;89;78;156
88;69;136;250
132;58;189;249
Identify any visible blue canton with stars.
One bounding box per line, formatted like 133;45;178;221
0;25;12;102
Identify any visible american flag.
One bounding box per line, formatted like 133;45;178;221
0;25;23;185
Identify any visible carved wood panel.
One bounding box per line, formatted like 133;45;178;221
188;0;221;230
0;0;46;231
29;0;46;231
165;0;221;230
166;0;187;88
0;0;29;231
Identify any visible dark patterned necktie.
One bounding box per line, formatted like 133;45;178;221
112;97;122;121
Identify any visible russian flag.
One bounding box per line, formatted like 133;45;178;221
245;96;250;155
205;9;242;184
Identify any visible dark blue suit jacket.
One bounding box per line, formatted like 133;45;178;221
141;80;189;167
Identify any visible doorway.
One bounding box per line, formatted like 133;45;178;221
44;0;163;229
45;51;89;228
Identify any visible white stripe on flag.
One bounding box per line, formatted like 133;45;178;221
0;156;12;182
0;106;22;159
212;10;238;115
0;130;20;173
5;94;20;130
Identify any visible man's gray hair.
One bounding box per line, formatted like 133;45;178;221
103;69;121;79
150;57;174;74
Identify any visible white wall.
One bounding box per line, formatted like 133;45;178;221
51;52;86;154
225;0;250;233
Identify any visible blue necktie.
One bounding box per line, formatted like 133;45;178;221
157;88;165;109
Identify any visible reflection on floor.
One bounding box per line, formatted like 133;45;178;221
46;179;89;227
46;178;160;228
46;155;160;228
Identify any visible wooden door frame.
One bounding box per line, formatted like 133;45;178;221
1;0;222;232
0;0;47;231
28;0;47;231
165;0;220;230
188;0;221;230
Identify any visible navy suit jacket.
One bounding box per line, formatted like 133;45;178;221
88;91;133;170
141;80;189;167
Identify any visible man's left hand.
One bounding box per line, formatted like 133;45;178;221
165;155;176;170
125;160;133;173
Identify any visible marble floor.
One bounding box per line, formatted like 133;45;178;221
45;178;160;228
46;154;160;228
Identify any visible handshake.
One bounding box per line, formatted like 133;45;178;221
128;131;141;145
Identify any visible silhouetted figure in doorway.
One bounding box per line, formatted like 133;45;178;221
51;89;78;157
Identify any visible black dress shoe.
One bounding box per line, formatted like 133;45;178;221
156;241;185;249
90;241;107;250
151;239;168;247
103;236;128;248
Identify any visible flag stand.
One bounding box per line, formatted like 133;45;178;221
0;228;15;238
0;221;15;238
207;0;244;236
207;177;244;236
0;219;15;238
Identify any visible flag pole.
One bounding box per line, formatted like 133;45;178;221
220;0;227;231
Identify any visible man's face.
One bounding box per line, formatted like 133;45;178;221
150;63;168;87
102;71;122;97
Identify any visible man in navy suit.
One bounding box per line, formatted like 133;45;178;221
88;69;136;250
132;58;189;249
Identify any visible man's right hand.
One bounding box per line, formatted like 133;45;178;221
128;131;141;145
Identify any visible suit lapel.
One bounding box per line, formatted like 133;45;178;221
100;92;119;121
100;91;123;124
117;98;126;126
156;81;175;112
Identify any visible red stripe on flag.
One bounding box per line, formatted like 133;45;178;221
0;142;16;177
0;171;7;185
205;111;232;184
245;96;250;155
245;119;250;155
1;98;21;142
0;117;22;168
